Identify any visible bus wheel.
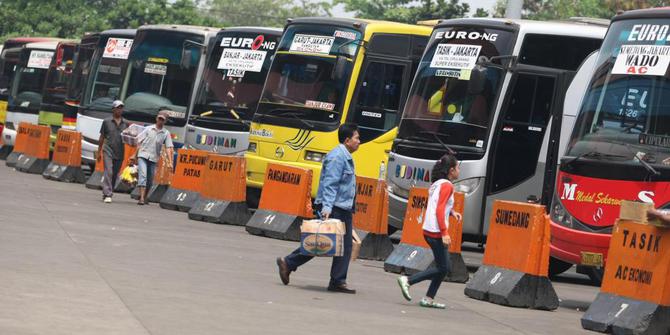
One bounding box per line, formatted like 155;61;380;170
548;257;573;277
387;225;398;236
586;267;604;286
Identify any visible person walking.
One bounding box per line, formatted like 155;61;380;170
98;100;128;203
396;154;462;309
276;123;360;294
135;110;173;205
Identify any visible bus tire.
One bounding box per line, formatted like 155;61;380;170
586;267;604;286
548;257;573;277
387;225;398;236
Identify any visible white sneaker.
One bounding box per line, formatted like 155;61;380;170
104;197;112;203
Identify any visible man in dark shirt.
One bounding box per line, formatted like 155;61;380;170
98;100;128;203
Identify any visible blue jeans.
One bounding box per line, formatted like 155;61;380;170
284;206;353;286
137;157;155;189
408;235;451;299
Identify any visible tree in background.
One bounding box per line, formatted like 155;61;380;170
205;0;332;27
492;0;669;20
335;0;489;24
0;0;218;42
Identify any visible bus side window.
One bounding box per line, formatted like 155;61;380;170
352;61;406;143
490;73;556;193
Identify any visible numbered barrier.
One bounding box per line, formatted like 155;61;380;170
188;154;250;225
464;200;558;310
159;149;208;211
112;144;138;193
85;153;105;189
6;123;31;167
384;187;468;283
352;177;393;261
42;129;85;183
245;163;313;241
15;124;51;174
131;149;174;203
582;201;670;334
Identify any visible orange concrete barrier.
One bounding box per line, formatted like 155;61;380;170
16;124;51;174
384;187;468;282
188;154;250;225
464;200;558;310
352;177;393;260
85;152;105;189
5;122;30;167
43;129;85;183
245;163;313;241
112;144;138;193
159;148;208;211
582;201;670;334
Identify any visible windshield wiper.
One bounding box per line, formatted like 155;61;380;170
417;130;457;155
273;110;314;129
609;140;661;177
565;151;628;165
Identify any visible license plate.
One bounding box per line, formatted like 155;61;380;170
581;252;604;267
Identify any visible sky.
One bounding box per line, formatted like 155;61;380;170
330;0;500;17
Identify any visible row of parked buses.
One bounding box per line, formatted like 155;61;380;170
1;9;668;282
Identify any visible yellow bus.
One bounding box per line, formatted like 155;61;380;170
245;18;433;202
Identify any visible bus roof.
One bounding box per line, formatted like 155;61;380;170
220;26;283;35
138;24;219;36
437;18;606;39
287;17;433;36
24;40;68;51
100;29;137;38
612;7;670;22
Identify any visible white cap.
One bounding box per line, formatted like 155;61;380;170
112;100;124;108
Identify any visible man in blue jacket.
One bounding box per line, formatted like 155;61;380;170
276;123;360;294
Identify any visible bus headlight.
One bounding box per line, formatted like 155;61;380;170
453;178;481;195
305;150;325;162
550;195;574;229
247;142;257;153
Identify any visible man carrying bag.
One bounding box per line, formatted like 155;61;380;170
276;123;360;294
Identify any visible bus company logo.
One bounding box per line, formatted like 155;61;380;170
395;164;431;183
561;183;578;200
221;35;277;51
561;182;657;206
195;134;237;148
593;207;604;223
628;24;670;42
250;128;273;138
285;129;314;151
435;31;498;41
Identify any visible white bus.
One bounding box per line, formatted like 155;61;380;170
386;18;607;242
118;25;218;152
76;29;136;166
184;27;282;154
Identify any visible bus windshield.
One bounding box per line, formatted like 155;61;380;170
192;31;279;128
43;44;76;104
398;26;515;150
67;44;95;103
11;49;54;108
256;24;361;126
123;31;203;125
567;19;670;167
85;36;134;111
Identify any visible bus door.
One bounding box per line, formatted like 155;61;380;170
349;56;411;144
481;66;570;236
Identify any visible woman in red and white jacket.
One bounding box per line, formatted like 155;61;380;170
397;154;462;309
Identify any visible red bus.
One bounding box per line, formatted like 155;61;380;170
550;8;670;283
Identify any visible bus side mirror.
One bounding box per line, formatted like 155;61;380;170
331;55;348;81
181;48;193;69
467;66;486;95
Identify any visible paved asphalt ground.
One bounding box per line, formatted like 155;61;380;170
0;163;601;335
